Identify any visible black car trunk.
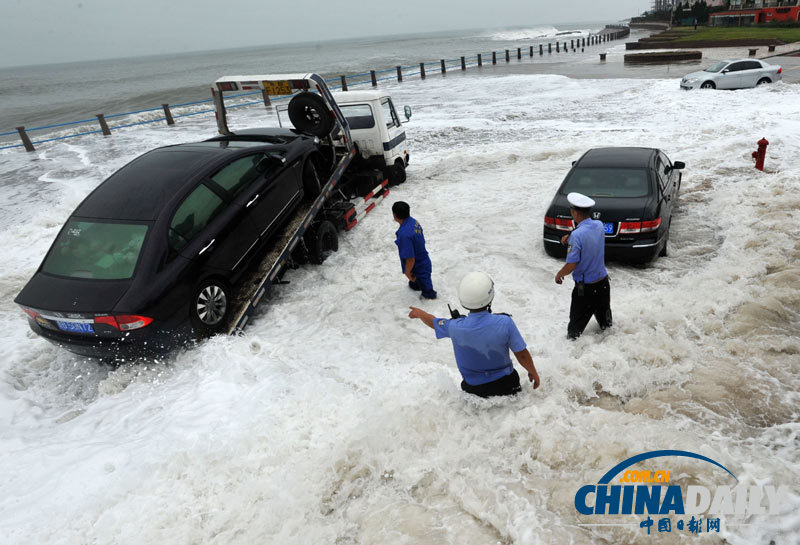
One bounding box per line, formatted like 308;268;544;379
15;273;130;314
550;194;653;231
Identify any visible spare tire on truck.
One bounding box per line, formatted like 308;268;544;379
288;92;335;138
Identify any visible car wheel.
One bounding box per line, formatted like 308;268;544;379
757;77;771;86
190;278;230;336
302;158;322;201
288;92;335;138
388;160;406;186
700;81;715;89
544;242;567;259
306;220;338;265
659;221;671;258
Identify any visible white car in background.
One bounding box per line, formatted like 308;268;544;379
680;59;783;90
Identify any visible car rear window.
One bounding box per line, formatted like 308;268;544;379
339;104;376;130
42;220;148;280
562;168;651;198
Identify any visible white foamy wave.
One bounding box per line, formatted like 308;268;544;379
486;26;592;41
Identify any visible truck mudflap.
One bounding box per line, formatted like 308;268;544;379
344;178;390;231
224;147;356;335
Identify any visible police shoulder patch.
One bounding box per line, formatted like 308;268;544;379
437;319;446;328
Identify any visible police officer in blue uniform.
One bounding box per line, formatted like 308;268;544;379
555;192;613;339
393;201;437;299
408;272;540;397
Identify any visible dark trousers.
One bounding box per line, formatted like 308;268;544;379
461;369;521;398
568;276;612;339
408;273;437;299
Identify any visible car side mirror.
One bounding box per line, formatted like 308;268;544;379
404;105;412;121
722;69;730;74
672;161;685;170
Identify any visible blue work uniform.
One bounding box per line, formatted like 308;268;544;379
565;218;612;338
433;311;527;386
395;216;436;298
566;218;607;283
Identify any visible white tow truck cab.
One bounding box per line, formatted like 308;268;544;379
277;89;412;185
331;91;411;185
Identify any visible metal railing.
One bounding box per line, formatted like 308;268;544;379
1;27;630;153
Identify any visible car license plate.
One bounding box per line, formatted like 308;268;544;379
56;321;94;334
603;222;615;235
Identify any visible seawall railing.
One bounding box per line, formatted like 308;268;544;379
1;26;630;153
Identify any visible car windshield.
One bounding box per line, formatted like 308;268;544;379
339;104;375;130
561;168;651;198
704;61;728;73
42;220;148;279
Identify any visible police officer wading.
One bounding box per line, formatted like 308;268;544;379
393;201;437;299
408;272;540;398
555;192;613;339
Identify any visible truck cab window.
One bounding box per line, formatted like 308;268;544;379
339;104;376;130
381;99;401;129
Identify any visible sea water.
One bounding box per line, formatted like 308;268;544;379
0;32;799;545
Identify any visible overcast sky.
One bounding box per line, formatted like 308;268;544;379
1;0;650;68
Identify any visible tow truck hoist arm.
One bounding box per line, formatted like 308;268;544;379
211;73;353;155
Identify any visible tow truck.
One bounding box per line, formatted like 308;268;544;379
211;73;409;335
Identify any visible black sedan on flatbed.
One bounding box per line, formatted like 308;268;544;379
543;147;684;263
15;129;325;358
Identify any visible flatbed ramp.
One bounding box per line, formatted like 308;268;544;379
222;147;365;335
223;202;313;334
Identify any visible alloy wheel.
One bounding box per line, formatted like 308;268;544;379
196;285;227;325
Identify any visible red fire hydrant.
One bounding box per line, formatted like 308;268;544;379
752;137;769;171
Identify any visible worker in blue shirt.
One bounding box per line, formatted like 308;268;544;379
393;201;437;299
408;272;540;397
555;192;613;339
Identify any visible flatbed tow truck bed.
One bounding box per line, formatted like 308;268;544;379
212;74;393;336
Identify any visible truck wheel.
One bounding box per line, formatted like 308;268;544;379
288;92;335;138
307;221;338;265
388;160;406;186
190;278;230;336
302;158;322;201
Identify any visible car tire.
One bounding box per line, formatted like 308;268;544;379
288;92;335;138
659;221;671;258
307;220;338;265
544;242;567;259
700;81;716;89
757;77;771;86
302;158;322;201
190;278;230;336
388;160;406;186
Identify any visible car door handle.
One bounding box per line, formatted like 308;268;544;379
246;194;260;208
199;239;215;255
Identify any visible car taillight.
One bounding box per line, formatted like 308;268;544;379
555;217;575;231
544;216;556;229
641;218;662;232
94;315;153;331
619;221;641;234
777;67;782;74
619;218;662;234
19;305;40;319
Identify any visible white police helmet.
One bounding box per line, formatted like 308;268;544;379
458;272;495;310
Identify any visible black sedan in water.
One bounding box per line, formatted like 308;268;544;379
543;147;685;263
15;129;325;358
